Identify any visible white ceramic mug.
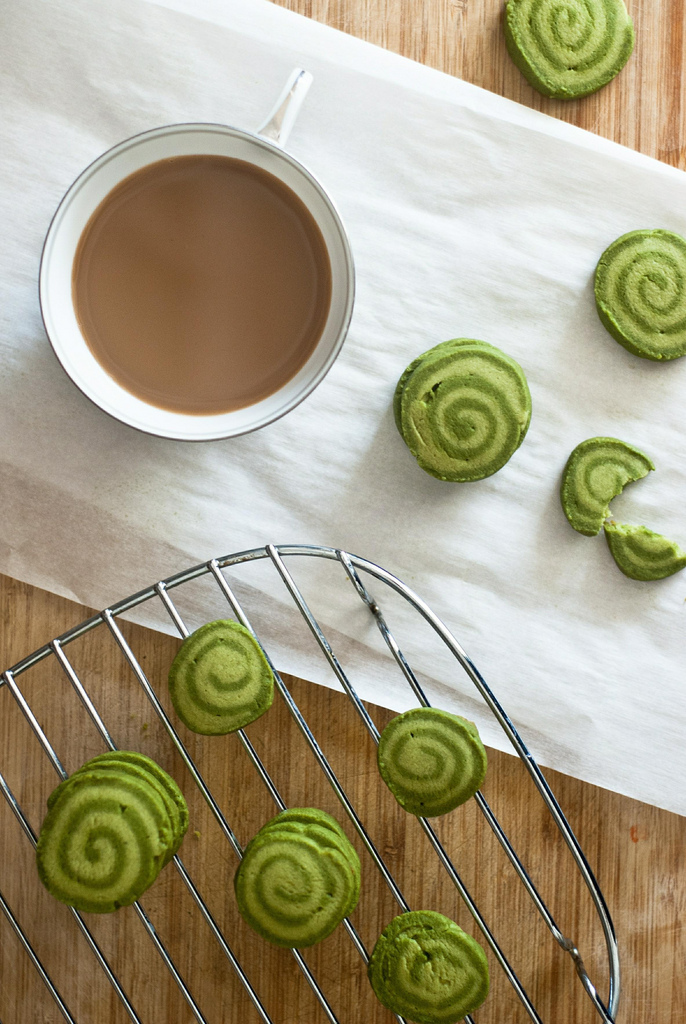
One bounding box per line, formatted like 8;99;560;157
39;70;355;441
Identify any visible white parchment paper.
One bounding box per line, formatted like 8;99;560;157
1;0;685;814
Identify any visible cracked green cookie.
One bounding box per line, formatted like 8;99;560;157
595;229;686;360
604;521;686;581
560;437;655;536
504;0;634;100
395;339;531;482
368;910;490;1023
169;619;274;735
377;708;487;817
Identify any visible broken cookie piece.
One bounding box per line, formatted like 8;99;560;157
604;521;686;581
560;437;654;536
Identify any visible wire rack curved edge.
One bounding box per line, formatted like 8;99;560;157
0;543;620;1024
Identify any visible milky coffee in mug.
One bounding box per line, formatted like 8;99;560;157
39;71;355;440
72;153;333;416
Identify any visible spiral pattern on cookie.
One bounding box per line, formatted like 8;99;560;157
397;341;531;482
36;773;172;913
504;0;634;99
377;708;488;817
77;754;189;864
368;911;490;1023
169;619;274;734
560;436;654;536
595;230;686;360
235;831;359;948
604;522;686;581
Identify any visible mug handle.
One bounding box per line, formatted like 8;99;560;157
256;68;313;149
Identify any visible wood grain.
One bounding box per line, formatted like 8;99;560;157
275;0;686;167
1;2;685;1022
0;563;683;1024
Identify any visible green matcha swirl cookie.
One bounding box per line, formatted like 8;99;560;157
377;708;487;817
234;820;360;948
251;822;361;918
169;619;274;734
36;771;174;913
504;0;634;100
595;230;686;360
368;911;490;1023
396;340;531;482
604;522;686;581
71;754;188;864
560;437;655;536
87;752;188;835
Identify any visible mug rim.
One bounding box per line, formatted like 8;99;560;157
39;121;356;441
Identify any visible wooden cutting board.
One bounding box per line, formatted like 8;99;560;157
1;1;685;1022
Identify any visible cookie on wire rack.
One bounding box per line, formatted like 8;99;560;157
368;910;490;1023
168;619;274;734
504;0;634;100
377;707;488;817
235;808;360;948
36;754;188;913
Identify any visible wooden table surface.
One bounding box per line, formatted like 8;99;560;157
1;2;684;1023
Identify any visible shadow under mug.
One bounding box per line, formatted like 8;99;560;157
39;70;355;441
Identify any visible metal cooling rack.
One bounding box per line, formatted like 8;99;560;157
0;544;620;1024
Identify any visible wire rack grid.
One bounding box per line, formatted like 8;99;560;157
0;543;620;1024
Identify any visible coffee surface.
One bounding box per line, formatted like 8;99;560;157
72;155;332;415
